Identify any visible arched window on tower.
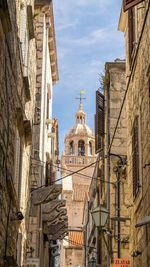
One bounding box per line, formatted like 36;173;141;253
78;140;85;156
80;116;82;124
89;141;92;155
70;141;74;155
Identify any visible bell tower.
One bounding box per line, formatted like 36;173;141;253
60;97;96;267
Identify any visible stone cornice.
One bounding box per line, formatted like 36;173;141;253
48;4;59;84
35;1;59;83
118;7;127;33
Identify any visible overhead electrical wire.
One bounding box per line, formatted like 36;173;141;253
29;152;116;190
51;160;98;184
30;159;99;192
108;0;150;153
52;162;116;186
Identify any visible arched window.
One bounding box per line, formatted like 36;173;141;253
89;141;92;155
78;140;85;156
70;141;74;155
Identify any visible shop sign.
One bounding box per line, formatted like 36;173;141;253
113;258;130;267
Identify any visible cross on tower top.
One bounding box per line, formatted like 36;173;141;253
76;90;86;110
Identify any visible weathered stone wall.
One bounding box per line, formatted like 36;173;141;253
27;3;59;267
124;3;150;267
0;0;36;266
101;61;130;264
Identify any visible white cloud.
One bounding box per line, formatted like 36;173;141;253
69;29;105;46
53;0;124;155
56;19;79;31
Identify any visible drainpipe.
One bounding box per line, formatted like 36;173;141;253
97;156;101;266
117;169;121;258
105;72;110;267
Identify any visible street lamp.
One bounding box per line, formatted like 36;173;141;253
91;205;108;228
88;257;96;267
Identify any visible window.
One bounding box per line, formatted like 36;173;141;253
128;7;136;65
0;0;12;34
27;5;34;40
132;116;140;198
46;160;55;186
19;5;29;77
46;93;49;119
78;140;85;156
16;233;22;266
95;91;104;153
70;141;74;155
89;141;92;155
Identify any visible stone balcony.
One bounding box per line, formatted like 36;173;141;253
62;155;96;165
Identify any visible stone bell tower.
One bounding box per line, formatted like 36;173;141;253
60;97;96;267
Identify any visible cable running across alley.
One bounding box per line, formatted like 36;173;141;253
108;0;150;153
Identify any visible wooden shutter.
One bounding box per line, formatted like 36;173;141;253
14;127;23;204
55;123;59;158
95;91;104;153
20;6;27;62
132;116;140;198
0;0;12;34
17;233;22;265
50;160;55;185
14;128;21;196
45;161;49;186
20;6;29;77
128;8;135;65
123;0;144;11
46;160;55;185
27;5;34;40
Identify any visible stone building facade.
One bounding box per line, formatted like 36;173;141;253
60;102;96;267
83;60;130;267
119;1;150;266
0;1;62;267
103;61;130;265
0;0;36;266
27;1;63;267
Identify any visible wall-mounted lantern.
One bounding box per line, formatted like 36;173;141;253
91;205;108;228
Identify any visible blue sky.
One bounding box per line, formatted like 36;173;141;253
52;0;125;154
